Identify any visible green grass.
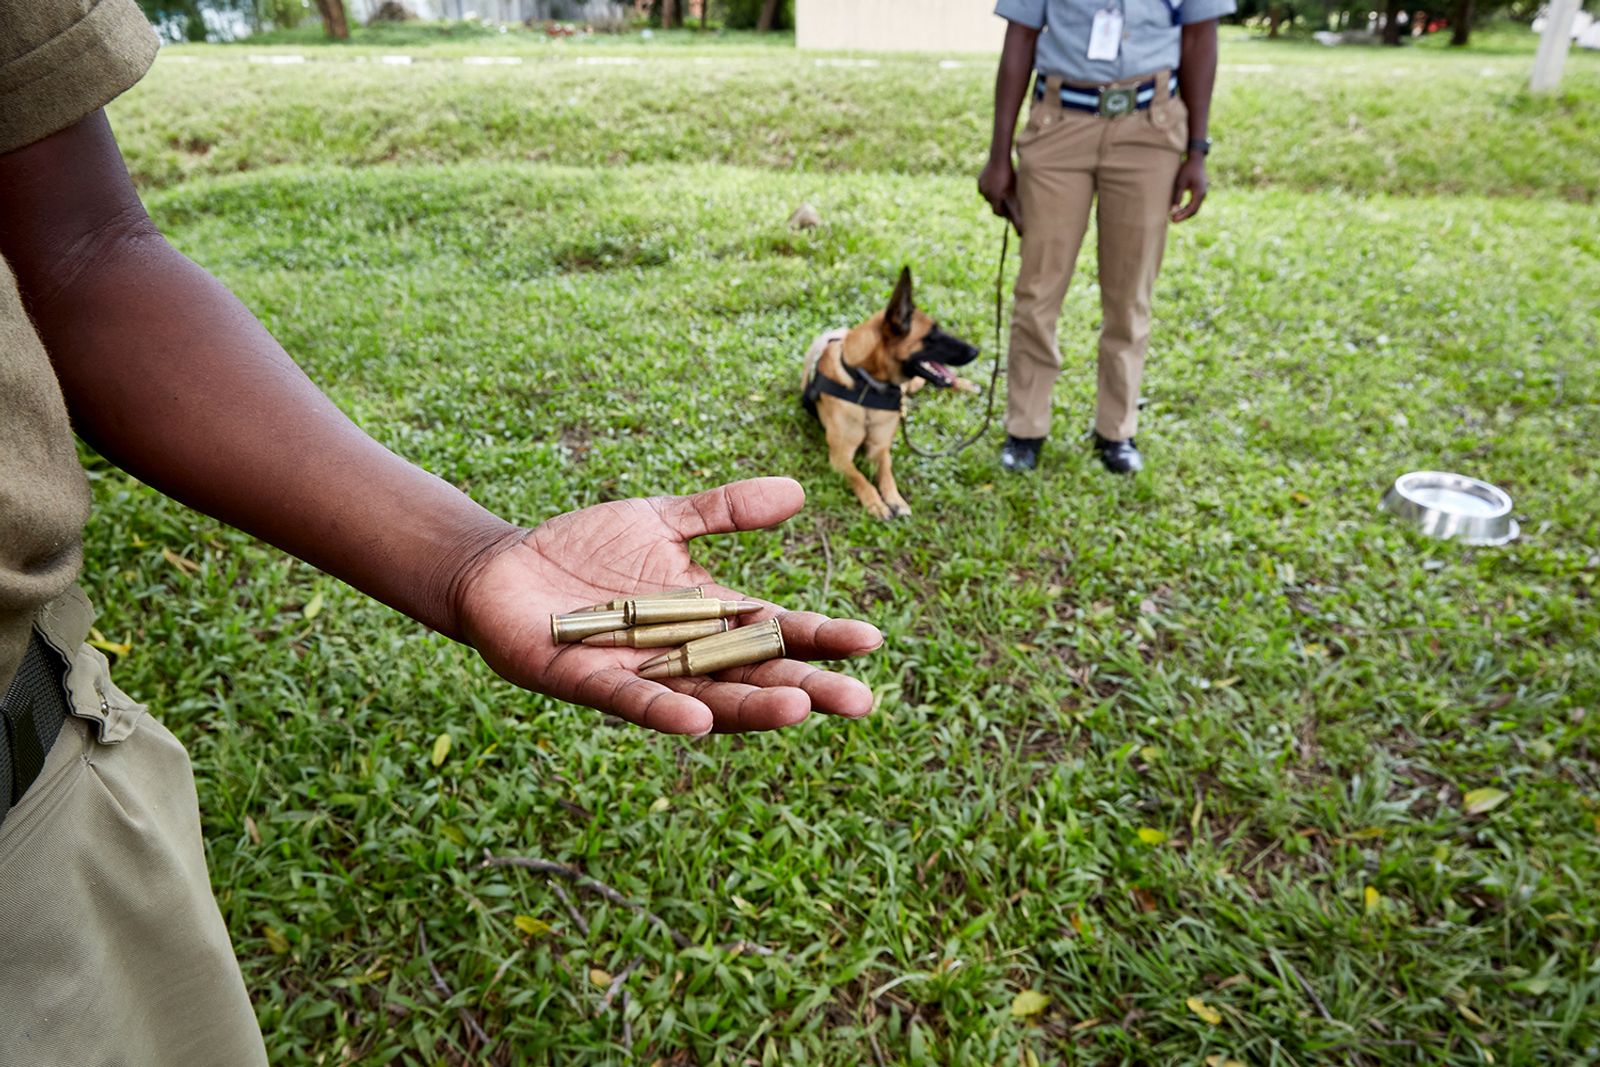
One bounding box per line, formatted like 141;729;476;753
83;26;1600;1066
118;26;1600;200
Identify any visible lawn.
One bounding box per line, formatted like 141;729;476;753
86;23;1600;1066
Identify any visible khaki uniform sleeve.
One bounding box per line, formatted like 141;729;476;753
0;0;159;155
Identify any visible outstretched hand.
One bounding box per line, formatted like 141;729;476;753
455;477;883;735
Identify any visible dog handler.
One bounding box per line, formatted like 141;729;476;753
0;3;881;1062
979;0;1232;474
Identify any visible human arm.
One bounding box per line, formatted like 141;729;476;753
0;112;882;735
1171;18;1220;223
977;19;1042;227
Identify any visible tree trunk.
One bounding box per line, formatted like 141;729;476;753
1450;0;1471;44
662;0;678;28
756;0;780;31
313;0;350;39
1382;0;1404;44
701;0;709;31
1267;4;1281;37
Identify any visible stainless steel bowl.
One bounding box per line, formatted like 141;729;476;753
1380;471;1519;546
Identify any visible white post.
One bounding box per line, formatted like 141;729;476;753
1530;0;1580;92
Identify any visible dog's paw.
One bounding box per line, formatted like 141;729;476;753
953;377;981;395
865;500;895;521
884;498;912;520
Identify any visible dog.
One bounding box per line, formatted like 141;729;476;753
800;267;980;520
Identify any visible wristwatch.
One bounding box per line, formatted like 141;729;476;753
1187;137;1213;156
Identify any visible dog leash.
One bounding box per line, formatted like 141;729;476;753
898;220;1010;459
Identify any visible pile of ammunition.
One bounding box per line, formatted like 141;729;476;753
550;586;786;680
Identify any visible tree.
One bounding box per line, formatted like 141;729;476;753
756;0;780;30
312;0;349;38
1450;0;1473;43
1382;0;1404;42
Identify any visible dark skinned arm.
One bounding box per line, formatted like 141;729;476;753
977;19;1041;230
0;111;882;735
1171;18;1220;222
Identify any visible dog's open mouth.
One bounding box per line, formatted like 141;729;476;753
910;360;957;388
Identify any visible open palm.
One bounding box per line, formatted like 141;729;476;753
456;477;882;734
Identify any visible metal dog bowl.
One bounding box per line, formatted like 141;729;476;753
1380;470;1519;546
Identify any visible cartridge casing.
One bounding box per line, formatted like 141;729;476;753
624;598;761;627
581;618;731;648
637;619;786;679
572;586;704;615
550;609;629;643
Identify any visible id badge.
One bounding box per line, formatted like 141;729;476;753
1088;6;1123;61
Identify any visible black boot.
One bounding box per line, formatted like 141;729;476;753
1000;435;1044;472
1092;432;1142;475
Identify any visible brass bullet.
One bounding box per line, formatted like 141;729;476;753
637;619;786;680
581;618;731;648
624;599;762;627
550;609;629;643
635;619;774;670
571;586;704;614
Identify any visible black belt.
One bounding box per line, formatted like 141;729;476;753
1035;72;1180;117
0;632;72;832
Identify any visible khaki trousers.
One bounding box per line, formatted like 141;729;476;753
0;589;267;1067
1006;74;1188;442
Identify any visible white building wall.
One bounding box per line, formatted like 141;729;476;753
796;0;1006;53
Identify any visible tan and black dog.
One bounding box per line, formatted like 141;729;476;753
800;268;979;520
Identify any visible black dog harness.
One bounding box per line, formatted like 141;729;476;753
802;360;902;418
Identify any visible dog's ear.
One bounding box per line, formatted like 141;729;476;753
886;266;915;337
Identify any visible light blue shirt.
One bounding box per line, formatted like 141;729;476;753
995;0;1235;85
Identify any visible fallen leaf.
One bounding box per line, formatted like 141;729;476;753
1205;1057;1248;1067
245;815;261;845
1187;996;1222;1025
1130;887;1159;913
1136;827;1168;846
302;592;324;620
650;796;671;813
430;733;452;768
1291;491;1312;506
88;627;132;657
589;968;613;988
263;926;289;955
1456;1000;1485;1025
162;546;200;575
1463;787;1509;815
514;915;553;937
1365;885;1381;913
1022;1048;1040;1067
1069;1017;1100;1032
1010;990;1050;1018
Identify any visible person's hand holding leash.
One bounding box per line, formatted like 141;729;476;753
978;155;1020;229
456;477;882;735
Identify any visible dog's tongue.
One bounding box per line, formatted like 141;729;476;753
925;361;953;386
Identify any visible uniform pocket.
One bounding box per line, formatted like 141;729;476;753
1149;97;1189;151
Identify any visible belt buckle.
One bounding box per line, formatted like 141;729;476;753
1098;86;1137;117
